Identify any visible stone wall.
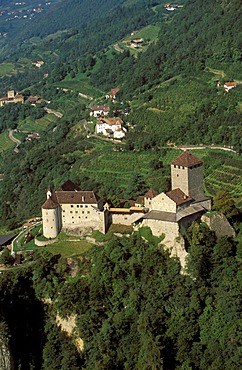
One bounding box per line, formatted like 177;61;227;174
35;237;57;246
152;193;176;213
111;212;144;226
171;164;204;200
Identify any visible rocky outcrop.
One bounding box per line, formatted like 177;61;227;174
202;212;236;238
0;334;12;370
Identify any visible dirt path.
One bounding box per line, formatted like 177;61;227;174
113;43;124;53
8;130;21;152
44;107;63;118
8;130;21;145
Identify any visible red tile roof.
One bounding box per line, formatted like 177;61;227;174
166;188;193;206
171;151;202;167
42;197;59;209
224;81;236;87
42;181;100;208
144;189;158;198
55;190;100;204
90;105;110;112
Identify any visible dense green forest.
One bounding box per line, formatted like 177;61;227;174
1;225;242;369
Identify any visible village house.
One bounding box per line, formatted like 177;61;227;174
26;133;40;141
109;87;120;101
89;105;110;117
130;38;144;48
95;117;127;138
41;151;211;266
224;81;236;92
32;61;45;68
27;96;43;105
164;3;179;11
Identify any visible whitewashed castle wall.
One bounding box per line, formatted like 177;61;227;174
42;207;61;239
151;193;176;213
60;203;103;232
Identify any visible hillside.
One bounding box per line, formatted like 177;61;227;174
0;1;241;369
0;0;241;228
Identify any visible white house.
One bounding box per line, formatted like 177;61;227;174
224;81;236;92
95;117;126;138
90;105;110;117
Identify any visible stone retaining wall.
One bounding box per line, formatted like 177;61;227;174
35;237;57;246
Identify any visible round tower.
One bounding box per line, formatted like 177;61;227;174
42;191;61;239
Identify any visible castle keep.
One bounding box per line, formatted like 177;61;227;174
41;151;211;263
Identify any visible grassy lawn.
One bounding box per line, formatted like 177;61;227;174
0;131;15;152
14;225;94;256
45;240;93;257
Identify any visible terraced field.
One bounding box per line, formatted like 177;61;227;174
201;151;242;207
18;113;58;132
0;131;15;152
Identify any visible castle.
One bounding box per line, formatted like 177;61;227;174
42;151;211;264
0;90;24;107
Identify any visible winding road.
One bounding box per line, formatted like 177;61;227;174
9;130;21;153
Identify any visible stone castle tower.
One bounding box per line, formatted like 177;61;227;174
171;151;204;201
41;189;61;238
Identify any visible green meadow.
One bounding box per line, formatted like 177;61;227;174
0;131;15;152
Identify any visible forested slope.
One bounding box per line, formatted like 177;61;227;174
90;0;242;92
1;228;242;369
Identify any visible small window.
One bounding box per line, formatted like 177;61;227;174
75;211;78;213
177;174;179;177
85;205;88;208
77;205;79;208
71;205;74;208
87;211;90;214
70;211;73;213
